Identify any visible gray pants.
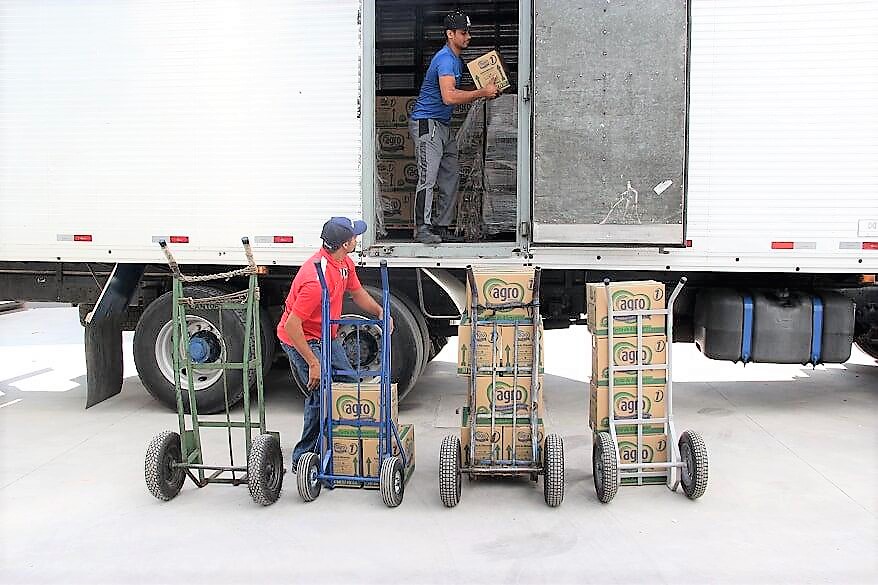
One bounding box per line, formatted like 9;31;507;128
409;118;459;229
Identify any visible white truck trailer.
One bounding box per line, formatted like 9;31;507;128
1;0;876;411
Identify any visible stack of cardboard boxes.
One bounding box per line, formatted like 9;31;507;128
328;382;415;488
586;281;669;484
376;96;418;230
457;267;545;465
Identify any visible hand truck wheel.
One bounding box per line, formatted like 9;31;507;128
593;432;619;503
145;430;185;501
296;451;322;502
380;456;405;508
543;433;565;507
247;433;284;506
679;430;709;499
438;435;462;508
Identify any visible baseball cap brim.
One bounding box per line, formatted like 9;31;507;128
352;220;367;235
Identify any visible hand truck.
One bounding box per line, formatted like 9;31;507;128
439;266;565;508
592;277;709;503
295;260;408;508
144;238;283;506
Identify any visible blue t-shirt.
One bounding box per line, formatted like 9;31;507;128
411;45;462;125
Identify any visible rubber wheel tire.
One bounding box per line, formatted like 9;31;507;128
341;287;426;400
543;434;565;507
439;435;462;508
145;431;185;501
679;430;709;499
296;451;322;502
380;455;405;508
134;286;248;414
248;433;284;506
593;432;619;503
855;335;878;360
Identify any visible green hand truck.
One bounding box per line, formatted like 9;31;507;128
144;237;283;505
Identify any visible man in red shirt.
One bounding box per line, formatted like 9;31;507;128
278;217;391;470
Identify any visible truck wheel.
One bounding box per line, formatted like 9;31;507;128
679;430;709;500
340;287;426;400
145;431;185;501
296;451;322;502
248;433;284;506
134;286;260;414
593;432;619;503
380;455;405;508
439;435;462;508
855;335;878;361
543;434;565;507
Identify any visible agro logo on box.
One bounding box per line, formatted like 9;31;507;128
614;392;658;418
482;278;525;304
618;438;667;463
474;429;501;443
477;54;498;70
487;380;529;404
614;341;664;366
403;162;419;184
337;396;378;420
333;441;358;455
378;131;406;152
383;198;402;215
611;288;664;311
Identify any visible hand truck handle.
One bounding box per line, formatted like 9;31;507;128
465;265;478;312
241;237;256;270
314;260;328;292
158;240;183;279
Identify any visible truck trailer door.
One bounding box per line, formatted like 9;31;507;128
531;1;689;245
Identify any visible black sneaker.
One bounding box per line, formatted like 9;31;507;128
415;227;442;244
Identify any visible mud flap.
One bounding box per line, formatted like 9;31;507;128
84;263;146;408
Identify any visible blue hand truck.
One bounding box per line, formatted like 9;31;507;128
294;259;408;507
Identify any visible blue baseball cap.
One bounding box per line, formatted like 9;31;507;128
321;216;368;247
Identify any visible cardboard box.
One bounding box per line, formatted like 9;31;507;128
592;366;667;388
469;375;543;418
331;383;398;425
589;382;667;433
457;316;543;376
376;95;417;127
591;334;668;386
377;127;415;159
331;423;415;488
466;267;535;319
381;192;414;228
586;281;666;336
616;432;669;475
502;423;545;463
466;50;511;92
461;407;544;464
377;158;419;192
460;424;502;463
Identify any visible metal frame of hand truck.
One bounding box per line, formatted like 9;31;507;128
593;276;709;502
439;265;564;508
296;259;408;507
144;238;283;505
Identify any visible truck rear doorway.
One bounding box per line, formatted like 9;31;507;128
372;0;520;246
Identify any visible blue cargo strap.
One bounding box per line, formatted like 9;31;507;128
741;294;754;364
810;296;824;365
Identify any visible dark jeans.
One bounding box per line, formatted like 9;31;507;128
281;340;357;468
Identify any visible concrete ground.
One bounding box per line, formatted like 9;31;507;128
0;305;876;585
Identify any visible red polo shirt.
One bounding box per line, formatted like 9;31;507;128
277;249;362;344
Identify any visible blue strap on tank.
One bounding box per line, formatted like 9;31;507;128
811;295;824;365
741;294;754;364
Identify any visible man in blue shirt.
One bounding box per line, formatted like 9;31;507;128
409;10;500;244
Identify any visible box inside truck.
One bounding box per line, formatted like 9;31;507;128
374;0;519;244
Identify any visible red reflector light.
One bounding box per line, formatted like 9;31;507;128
169;236;189;244
273;236;294;244
73;234;93;242
771;241;794;250
685;239;692;247
863;242;878;250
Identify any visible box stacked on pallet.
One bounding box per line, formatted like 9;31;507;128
586;280;669;484
328;382;415;488
483;95;518;235
458;267;544;464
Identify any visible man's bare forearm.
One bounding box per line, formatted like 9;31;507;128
442;87;486;105
283;316;318;366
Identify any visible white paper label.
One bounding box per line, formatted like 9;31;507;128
653;179;673;195
859;219;878;237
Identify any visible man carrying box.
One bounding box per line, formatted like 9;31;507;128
277;217;393;471
409;10;500;244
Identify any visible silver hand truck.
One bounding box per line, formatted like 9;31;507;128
439;266;565;508
144;238;283;505
592;277;709;503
